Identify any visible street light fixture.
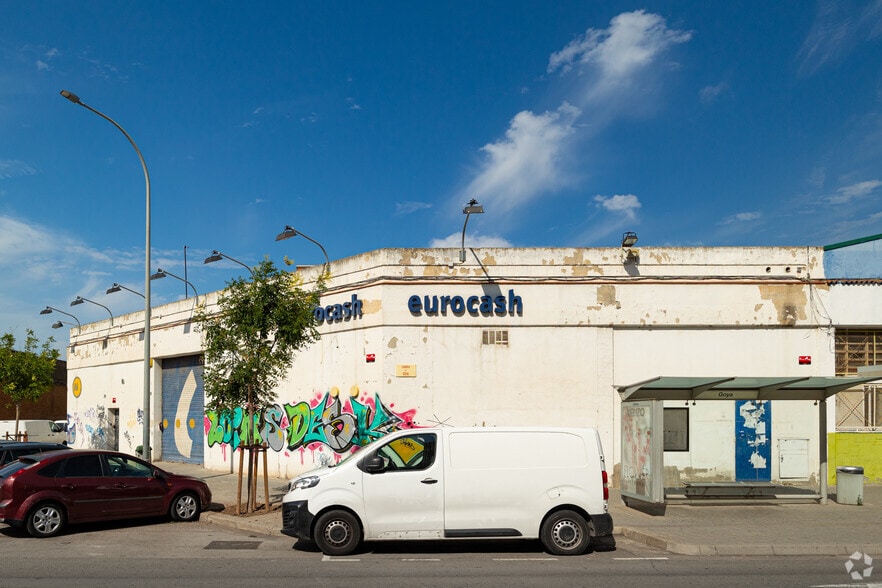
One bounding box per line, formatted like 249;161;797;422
460;198;484;263
150;268;198;298
40;306;81;334
107;283;145;298
204;250;255;278
70;296;114;326
275;225;330;276
60;89;153;462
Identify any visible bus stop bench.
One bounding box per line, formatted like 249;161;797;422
682;481;777;498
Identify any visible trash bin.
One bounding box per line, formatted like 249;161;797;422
836;466;864;505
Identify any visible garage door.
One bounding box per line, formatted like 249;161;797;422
160;355;205;464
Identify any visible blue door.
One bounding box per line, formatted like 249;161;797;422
160;355;205;464
735;400;771;481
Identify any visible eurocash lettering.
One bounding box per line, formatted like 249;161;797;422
314;294;363;323
408;289;523;316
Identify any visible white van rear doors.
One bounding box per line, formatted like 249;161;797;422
360;432;443;539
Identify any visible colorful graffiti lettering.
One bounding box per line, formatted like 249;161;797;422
205;389;417;454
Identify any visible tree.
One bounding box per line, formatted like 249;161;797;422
0;329;60;439
196;259;325;513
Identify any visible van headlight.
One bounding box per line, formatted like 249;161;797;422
290;476;320;491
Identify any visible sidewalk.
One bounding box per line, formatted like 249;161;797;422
156;461;882;556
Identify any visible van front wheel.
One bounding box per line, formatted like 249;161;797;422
314;510;361;556
540;510;590;555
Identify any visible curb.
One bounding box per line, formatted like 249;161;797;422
202;511;283;537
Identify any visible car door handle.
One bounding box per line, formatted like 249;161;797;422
421;478;438;485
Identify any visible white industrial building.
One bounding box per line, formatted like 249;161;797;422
62;243;882;486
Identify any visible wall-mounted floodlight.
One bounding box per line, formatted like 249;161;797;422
40;306;81;334
107;283;145;298
150;268;198;298
460;198;484;263
71;296;114;326
275;225;330;276
204;250;255;278
621;231;639;264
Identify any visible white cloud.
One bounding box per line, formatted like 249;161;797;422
594;194;642;220
548;10;692;85
699;81;728;104
36;60;50;71
828;179;882;204
464;103;581;214
429;232;512;249
720;211;762;225
0;159;38;179
395;201;432;215
798;0;882;76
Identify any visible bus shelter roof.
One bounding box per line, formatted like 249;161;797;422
616;376;880;402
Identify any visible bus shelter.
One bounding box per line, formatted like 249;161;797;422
615;376;879;505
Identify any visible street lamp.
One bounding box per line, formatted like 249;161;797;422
460;198;484;263
107;283;145;298
71;296;114;326
40;306;81;334
204;250;255;278
150;268;198;298
60;89;153;462
275;225;330;276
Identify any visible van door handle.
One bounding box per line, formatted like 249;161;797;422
421;478;438;485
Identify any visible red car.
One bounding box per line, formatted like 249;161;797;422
0;449;212;537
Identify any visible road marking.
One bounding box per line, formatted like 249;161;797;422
493;558;558;561
402;558;441;561
614;557;670;561
322;555;361;562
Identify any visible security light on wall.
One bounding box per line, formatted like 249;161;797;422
621;232;639;264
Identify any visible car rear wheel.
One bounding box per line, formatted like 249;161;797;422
314;510;361;556
540;510;590;555
26;502;66;538
170;492;200;522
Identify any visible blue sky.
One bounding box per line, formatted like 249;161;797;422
2;1;882;355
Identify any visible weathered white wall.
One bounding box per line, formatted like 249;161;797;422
65;245;857;484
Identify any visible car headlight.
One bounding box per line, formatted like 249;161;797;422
290;475;320;491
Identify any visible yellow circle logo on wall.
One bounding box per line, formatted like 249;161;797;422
72;377;82;398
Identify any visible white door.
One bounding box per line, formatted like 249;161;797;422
361;432;444;539
779;438;809;479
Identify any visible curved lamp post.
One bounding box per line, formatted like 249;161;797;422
107;283;145;298
151;268;198;298
275;225;330;276
71;295;114;326
460;198;484;263
40;306;81;335
204;250;255;278
60;89;153;461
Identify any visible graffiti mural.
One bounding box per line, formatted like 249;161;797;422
205;387;418;456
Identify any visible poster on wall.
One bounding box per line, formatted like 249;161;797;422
621;400;665;503
735;399;771;481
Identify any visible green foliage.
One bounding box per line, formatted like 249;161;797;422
0;329;60;420
195;259;325;418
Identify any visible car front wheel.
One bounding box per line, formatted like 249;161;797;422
170;492;201;522
314;510;361;556
26;502;66;538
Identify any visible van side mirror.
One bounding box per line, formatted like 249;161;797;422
362;456;386;474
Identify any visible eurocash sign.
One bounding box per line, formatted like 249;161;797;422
408;289;523;316
314;294;362;323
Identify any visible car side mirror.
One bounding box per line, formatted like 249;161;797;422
362;455;386;474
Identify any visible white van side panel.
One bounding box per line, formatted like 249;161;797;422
0;420;65;444
443;429;604;537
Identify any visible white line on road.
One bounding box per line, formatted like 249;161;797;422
614;557;670;561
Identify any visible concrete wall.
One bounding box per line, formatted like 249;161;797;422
64;245;872;483
828;432;882;485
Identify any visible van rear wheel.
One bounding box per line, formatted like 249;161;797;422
314;510;361;556
540;510;590;555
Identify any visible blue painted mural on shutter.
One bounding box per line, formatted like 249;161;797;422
735;400;771;481
160;355;205;464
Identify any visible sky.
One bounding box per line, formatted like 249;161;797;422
2;1;882;356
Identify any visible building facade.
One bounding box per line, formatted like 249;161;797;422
64;245;882;485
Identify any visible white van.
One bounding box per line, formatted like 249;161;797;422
281;427;613;556
0;420;67;444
